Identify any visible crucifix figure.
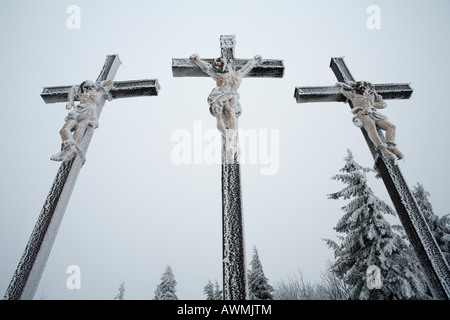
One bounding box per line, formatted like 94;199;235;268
173;35;284;300
50;79;114;162
294;57;450;299
189;52;262;162
4;55;160;300
337;80;403;160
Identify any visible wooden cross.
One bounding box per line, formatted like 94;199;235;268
172;35;284;300
294;57;450;299
4;55;160;300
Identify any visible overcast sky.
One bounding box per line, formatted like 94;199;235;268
1;0;449;300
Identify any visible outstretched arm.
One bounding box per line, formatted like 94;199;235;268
336;82;356;101
236;55;262;78
99;79;113;91
98;80;114;101
190;54;217;80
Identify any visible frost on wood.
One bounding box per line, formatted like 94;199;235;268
222;163;246;300
4;158;75;300
41;80;160;104
379;158;450;299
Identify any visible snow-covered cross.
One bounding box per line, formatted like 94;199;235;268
4;55;160;300
172;35;284;300
294;57;450;299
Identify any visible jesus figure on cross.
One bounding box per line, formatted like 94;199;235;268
337;80;404;160
51;79;113;162
189;53;262;161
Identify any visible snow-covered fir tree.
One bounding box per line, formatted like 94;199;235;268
154;266;178;300
412;183;450;265
113;281;125;300
204;280;214;300
213;280;223;300
204;280;223;300
247;246;274;300
325;149;428;300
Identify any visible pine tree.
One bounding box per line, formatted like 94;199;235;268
325;149;428;300
213;280;223;300
412;183;450;265
154;266;178;300
113;281;125;300
204;280;214;300
247;246;274;300
204;279;223;300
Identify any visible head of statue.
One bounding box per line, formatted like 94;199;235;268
213;58;227;73
354;81;375;96
80;80;95;93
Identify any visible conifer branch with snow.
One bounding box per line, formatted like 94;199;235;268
325;149;429;299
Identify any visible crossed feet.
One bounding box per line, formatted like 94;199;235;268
378;142;404;160
50;141;79;162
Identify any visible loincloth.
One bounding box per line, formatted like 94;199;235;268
207;87;241;117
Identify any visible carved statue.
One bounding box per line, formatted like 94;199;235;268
337;81;403;160
190;53;262;160
51;80;113;162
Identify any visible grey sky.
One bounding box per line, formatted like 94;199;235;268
0;0;449;299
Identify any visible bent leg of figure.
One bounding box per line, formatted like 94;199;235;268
73;119;90;143
225;99;237;131
377;120;403;159
224;99;240;161
224;99;239;144
215;113;228;139
212;104;228;138
51;119;77;161
360;115;395;159
59;119;88;161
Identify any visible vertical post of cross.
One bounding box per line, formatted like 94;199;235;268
218;35;246;300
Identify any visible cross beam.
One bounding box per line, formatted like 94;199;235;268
41;79;160;104
172;58;284;78
172;35;284;300
294;83;413;104
294;57;450;299
4;55;160;300
172;35;284;79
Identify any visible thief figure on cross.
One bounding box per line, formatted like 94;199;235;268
189;53;262;162
51;79;113;162
337;80;403;160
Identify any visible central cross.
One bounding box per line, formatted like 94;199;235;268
172;35;284;300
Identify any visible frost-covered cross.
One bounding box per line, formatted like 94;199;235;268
294;57;450;299
4;55;160;300
172;35;284;300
